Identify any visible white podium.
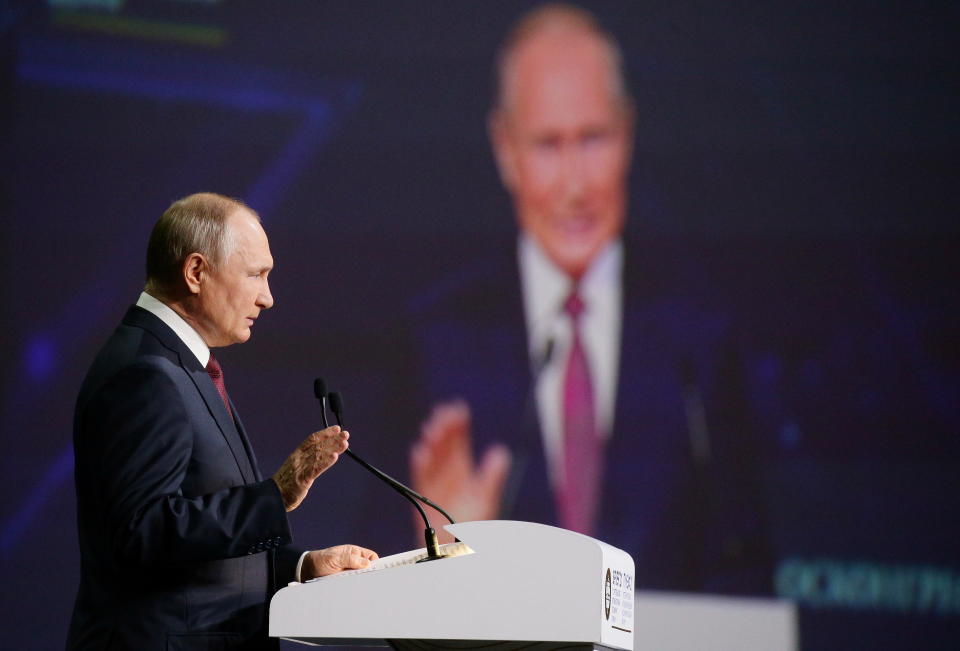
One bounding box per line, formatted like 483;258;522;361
631;591;797;651
270;520;635;650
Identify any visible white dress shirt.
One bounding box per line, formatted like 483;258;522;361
518;235;623;489
136;291;210;367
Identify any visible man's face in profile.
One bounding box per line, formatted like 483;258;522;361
194;210;275;347
492;28;632;280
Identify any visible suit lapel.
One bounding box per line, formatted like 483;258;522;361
598;244;700;582
231;406;263;482
123;306;258;484
185;364;258;483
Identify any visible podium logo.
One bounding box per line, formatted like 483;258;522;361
605;568;612;620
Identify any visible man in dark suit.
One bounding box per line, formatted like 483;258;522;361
408;4;767;593
68;193;377;650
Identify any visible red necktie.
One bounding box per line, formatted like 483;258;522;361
205;353;233;418
558;291;603;535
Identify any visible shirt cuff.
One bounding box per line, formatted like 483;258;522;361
295;550;310;582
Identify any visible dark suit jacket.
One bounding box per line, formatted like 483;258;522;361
67;306;300;650
408;236;770;594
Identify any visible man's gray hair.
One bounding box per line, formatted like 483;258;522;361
492;3;631;114
144;192;257;297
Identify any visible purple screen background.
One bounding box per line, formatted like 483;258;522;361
1;2;957;649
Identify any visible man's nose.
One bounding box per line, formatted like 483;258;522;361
258;281;274;310
557;145;587;201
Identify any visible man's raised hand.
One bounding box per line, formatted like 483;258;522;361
272;426;349;512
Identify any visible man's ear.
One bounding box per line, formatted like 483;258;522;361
488;109;517;192
182;253;207;296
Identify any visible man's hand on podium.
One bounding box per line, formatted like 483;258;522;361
301;545;379;580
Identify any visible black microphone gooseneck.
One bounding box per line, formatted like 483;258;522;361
313;382;451;561
313;378;330;428
322;389;457;526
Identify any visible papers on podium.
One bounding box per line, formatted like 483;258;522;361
270;520;635;649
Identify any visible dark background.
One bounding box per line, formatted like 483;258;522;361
1;1;957;649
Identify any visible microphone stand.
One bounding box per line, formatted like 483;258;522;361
317;384;453;561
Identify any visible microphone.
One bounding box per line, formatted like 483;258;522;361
537;337;555;376
501;337;556;518
524;337;555;423
315;382;453;561
326;391;456;525
313;378;330;428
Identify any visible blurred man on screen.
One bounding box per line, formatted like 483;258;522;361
68;193;377;650
408;4;768;593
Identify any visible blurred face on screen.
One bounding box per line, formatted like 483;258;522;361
491;27;633;280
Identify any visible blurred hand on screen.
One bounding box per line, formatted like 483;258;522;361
410;400;511;543
300;545;379;580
